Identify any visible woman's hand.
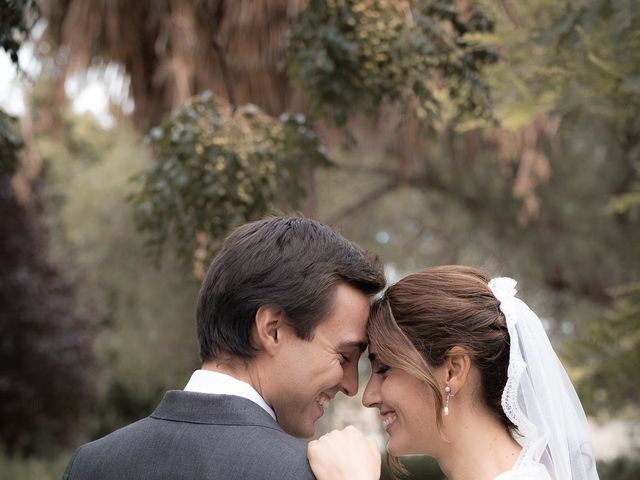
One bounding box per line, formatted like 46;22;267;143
307;425;381;480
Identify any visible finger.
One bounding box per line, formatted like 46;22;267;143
308;439;325;455
366;437;379;453
344;425;359;434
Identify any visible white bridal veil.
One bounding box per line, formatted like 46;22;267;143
489;277;599;480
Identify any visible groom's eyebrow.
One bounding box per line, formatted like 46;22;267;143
337;341;367;353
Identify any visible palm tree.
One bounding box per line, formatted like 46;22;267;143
42;0;304;132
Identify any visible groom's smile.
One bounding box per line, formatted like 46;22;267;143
316;393;332;412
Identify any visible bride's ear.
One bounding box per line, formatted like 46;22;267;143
443;346;472;394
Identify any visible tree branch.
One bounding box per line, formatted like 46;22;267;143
324;166;486;226
211;1;236;113
326;179;399;225
495;0;523;28
213;36;236;113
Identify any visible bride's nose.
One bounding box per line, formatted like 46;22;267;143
362;374;381;408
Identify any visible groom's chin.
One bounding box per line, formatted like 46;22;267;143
279;418;316;439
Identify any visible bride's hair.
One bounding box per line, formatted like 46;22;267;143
368;265;515;474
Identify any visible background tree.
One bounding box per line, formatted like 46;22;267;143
34;97;202;439
0;0;94;456
128;92;332;266
42;0;498;268
38;0;640;427
498;1;640;411
1;0;638;477
0;170;93;455
41;0;303;131
0;0;36;173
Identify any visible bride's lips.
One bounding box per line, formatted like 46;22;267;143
381;410;398;431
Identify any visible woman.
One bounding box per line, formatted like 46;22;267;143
308;266;599;480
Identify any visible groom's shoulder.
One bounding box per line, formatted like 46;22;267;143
230;424;315;479
63;417;316;480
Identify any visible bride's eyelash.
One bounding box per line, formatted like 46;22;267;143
375;364;390;375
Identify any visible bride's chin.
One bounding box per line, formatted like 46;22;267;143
385;441;400;457
386;439;414;457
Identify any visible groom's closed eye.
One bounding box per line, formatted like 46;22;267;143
338;340;368;354
339;349;361;364
337;341;367;361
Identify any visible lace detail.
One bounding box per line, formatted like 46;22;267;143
489;278;537;443
491;278;544;471
501;334;534;440
500;312;539;470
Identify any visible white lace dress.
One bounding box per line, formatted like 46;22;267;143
493;447;553;480
494;463;552;480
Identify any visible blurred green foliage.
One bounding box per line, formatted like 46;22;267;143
597;456;640;480
492;0;640;132
0;0;38;64
37;105;201;438
308;0;640;420
287;0;496;128
482;0;640;415
129;91;332;265
568;283;640;413
0;451;70;480
0;111;22;174
0;0;37;174
0;169;93;455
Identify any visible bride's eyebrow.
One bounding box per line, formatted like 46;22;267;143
368;352;377;362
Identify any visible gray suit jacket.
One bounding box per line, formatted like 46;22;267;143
63;391;316;479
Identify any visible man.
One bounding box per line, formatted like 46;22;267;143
64;216;385;479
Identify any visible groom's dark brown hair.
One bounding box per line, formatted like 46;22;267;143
196;216;385;362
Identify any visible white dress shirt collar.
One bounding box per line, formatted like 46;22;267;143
184;369;276;421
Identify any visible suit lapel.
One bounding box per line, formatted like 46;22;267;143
151;390;283;430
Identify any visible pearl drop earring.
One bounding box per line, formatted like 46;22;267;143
443;384;454;416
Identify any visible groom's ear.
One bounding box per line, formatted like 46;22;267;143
253;305;285;355
444;346;471;393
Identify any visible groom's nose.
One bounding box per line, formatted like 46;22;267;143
339;360;359;396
